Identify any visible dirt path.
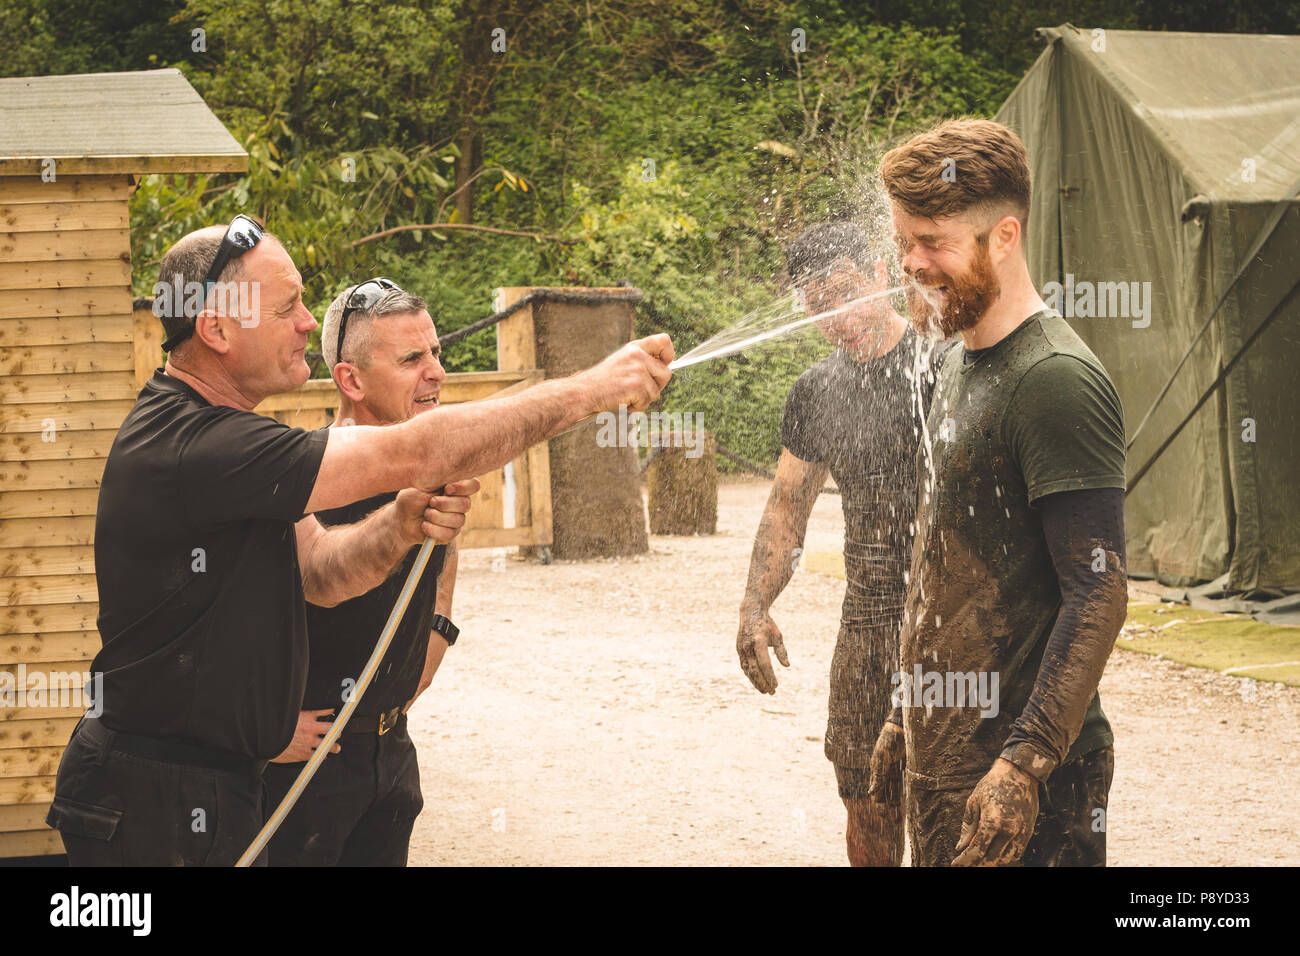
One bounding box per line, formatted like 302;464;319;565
406;478;1299;866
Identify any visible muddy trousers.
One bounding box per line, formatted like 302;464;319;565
826;621;905;864
47;717;269;866
262;713;423;866
907;745;1114;867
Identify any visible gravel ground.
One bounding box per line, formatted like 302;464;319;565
405;478;1299;866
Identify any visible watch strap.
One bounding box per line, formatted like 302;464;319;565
431;614;459;646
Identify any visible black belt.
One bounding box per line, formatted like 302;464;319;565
331;706;403;736
79;717;268;777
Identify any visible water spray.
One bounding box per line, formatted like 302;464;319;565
551;284;912;440
668;286;904;371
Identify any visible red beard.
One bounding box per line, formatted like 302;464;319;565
906;242;1001;338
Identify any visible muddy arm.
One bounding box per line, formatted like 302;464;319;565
739;449;829;617
1000;487;1128;781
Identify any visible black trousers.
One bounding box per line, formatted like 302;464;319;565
262;713;423;867
47;718;268;867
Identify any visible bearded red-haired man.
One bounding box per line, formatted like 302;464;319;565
868;119;1128;867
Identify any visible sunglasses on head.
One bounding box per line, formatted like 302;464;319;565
161;214;265;353
335;277;402;365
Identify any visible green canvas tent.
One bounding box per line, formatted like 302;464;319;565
996;24;1300;596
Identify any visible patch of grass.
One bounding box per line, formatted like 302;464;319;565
802;550;1300;687
802;550;845;580
1120;602;1300;686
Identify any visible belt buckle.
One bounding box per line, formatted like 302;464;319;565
377;709;396;736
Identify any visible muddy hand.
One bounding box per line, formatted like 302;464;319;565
952;758;1040;866
736;611;789;694
867;722;906;808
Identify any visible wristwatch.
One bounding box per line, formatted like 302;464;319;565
431;614;459;646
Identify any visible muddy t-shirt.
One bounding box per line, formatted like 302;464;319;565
92;369;329;759
901;311;1126;789
782;328;947;627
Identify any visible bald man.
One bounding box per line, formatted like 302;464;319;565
46;218;673;865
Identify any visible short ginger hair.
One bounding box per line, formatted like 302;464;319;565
878;118;1031;233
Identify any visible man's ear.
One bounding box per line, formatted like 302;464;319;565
333;362;365;403
989;215;1021;264
192;308;231;354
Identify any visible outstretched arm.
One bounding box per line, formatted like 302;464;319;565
305;335;674;514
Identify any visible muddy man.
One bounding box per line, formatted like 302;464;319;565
868;119;1127;867
737;220;949;866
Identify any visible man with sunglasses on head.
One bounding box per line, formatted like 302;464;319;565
47;218;673;866
262;279;461;866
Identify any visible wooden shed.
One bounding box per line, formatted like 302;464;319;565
0;69;246;859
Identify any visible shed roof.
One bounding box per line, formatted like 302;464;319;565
0;68;247;176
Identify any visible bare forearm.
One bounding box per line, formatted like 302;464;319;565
741;508;802;619
435;540;457;618
309;377;591;514
421;634;450;683
302;503;412;608
410;545;459;705
403;378;591;490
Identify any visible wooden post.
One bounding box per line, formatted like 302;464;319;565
495;286;537;372
496;288;554;558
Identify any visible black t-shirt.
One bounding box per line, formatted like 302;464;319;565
302;488;446;716
781;328;948;626
901;310;1126;787
91;369;329;758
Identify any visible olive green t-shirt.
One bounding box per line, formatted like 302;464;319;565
900;310;1126;790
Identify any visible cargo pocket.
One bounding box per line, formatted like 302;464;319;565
46;795;123;842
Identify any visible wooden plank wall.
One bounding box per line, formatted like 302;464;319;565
0;174;135;859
